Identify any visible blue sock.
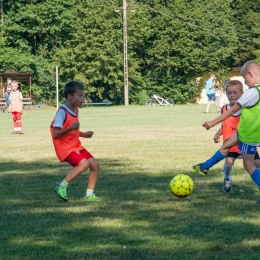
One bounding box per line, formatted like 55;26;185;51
223;163;232;180
251;169;260;187
202;150;226;169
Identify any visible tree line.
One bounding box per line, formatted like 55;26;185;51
1;0;260;105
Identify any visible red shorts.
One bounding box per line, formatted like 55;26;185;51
64;149;93;167
12;112;22;121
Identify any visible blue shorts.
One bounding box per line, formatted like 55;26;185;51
206;94;216;102
238;142;257;155
5;94;10;105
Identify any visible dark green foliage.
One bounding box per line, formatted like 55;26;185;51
0;0;259;104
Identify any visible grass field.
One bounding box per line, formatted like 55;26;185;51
1;105;260;260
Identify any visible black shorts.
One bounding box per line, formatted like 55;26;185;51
227;151;260;160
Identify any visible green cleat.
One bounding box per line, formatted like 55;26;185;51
83;194;101;201
54;185;68;201
192;163;208;176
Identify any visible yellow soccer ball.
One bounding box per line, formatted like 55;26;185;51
170;174;194;198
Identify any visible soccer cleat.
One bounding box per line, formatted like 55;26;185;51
192;163;208;176
83;194;101;201
54;185;68;201
223;179;231;193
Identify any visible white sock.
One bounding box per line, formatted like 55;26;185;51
223;163;232;180
86;189;94;197
59;179;69;187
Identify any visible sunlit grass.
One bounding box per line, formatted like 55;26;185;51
1;105;260;260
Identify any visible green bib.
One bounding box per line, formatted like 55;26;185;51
238;86;260;143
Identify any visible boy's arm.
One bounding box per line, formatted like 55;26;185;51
203;103;241;130
80;131;94;138
210;81;215;89
214;127;223;143
53;122;79;138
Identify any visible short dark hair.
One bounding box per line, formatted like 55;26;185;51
64;81;84;98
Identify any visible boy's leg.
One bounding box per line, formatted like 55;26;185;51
239;143;260;189
206;101;211;113
17;113;23;134
253;151;260;168
65;159;89;183
214;100;220;112
223;154;238;193
86;157;99;190
84;157;100;201
193;133;239;176
55;152;90;201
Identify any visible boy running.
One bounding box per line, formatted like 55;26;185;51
192;61;260;192
50;81;100;202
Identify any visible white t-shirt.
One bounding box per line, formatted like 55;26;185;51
237;87;260;108
215;88;220;97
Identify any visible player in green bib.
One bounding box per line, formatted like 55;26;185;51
193;60;260;199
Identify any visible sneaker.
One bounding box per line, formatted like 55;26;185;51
83;194;101;201
192;163;208;176
223;179;231;193
54;185;68;201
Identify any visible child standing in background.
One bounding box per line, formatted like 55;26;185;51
10;80;23;134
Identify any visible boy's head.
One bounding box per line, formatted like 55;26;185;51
210;73;216;80
11;80;19;91
7;78;11;83
64;81;84;99
241;60;260;88
225;80;243;105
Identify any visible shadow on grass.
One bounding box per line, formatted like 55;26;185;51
1;159;260;260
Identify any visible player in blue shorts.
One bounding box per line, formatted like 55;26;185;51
193;61;260;198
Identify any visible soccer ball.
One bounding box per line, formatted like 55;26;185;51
170;174;194;198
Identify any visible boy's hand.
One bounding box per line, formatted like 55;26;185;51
70;122;80;130
214;133;220;143
203;121;214;130
84;131;94;138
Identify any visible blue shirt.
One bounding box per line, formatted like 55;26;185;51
206;79;214;95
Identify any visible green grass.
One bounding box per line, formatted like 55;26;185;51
1;105;260;260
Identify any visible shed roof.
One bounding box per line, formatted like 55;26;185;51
0;70;33;82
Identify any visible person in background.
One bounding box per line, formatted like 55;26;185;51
2;78;12;113
10;80;23;134
215;85;221;107
205;73;220;113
